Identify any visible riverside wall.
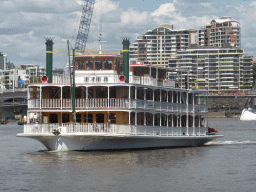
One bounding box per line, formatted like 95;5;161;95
208;97;248;118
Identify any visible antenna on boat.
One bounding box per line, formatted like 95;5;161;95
99;0;102;53
67;40;71;86
95;0;106;54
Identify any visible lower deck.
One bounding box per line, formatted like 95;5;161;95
23;123;207;136
29;110;207;130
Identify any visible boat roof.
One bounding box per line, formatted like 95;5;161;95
130;64;177;71
75;54;121;57
130;64;190;73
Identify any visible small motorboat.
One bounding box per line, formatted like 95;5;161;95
207;127;218;135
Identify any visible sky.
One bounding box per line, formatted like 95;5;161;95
1;0;256;69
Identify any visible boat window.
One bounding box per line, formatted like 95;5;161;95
114;61;120;72
104;77;108;82
49;114;58;123
96;87;108;98
36;88;40;98
77;61;84;70
97;77;101;82
49;87;60;98
84;114;93;123
62;114;69;123
105;61;112;70
109;113;116;123
76;114;81;123
88;88;93;98
86;61;93;70
137;88;144;100
113;60;123;75
62;87;70;98
96;113;104;123
146;89;153;100
154;90;160;101
75;87;82;98
154;115;160;126
95;61;102;70
109;87;116;98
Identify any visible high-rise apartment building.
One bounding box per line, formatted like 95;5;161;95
130;24;197;66
0;68;27;89
0;64;65;91
199;16;241;48
129;17;253;93
169;48;253;93
18;64;45;77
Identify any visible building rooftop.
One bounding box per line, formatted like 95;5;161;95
209;16;240;25
146;24;197;34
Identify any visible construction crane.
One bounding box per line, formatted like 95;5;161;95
75;0;96;52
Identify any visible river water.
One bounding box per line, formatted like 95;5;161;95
0;118;255;192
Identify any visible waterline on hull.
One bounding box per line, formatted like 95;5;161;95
17;134;223;151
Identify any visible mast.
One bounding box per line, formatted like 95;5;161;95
67;41;76;123
72;49;76;123
99;0;102;54
67;40;76;123
96;0;106;54
67;40;71;93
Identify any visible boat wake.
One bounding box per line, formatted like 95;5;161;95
205;140;256;145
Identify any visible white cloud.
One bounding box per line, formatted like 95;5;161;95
94;0;119;15
200;3;211;7
151;3;176;17
249;1;256;7
121;8;150;25
0;0;80;14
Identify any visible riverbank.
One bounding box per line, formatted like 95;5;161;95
208;111;240;118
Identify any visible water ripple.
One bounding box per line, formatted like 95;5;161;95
205;140;256;145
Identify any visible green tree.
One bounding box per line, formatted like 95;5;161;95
225;110;232;118
14;106;23;115
6;61;15;69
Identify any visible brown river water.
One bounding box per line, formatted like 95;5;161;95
0;118;255;192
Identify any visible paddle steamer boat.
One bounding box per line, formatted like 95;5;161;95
17;39;222;150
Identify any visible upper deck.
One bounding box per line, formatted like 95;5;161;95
41;53;179;89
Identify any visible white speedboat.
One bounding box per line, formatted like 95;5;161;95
17;39;223;151
240;108;256;120
240;98;256;120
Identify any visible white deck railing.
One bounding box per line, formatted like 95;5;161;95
52;74;163;87
52;75;70;84
23;123;207;136
28;98;208;113
130;76;158;86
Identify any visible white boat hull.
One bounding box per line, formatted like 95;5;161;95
240;108;256;120
17;133;223;151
